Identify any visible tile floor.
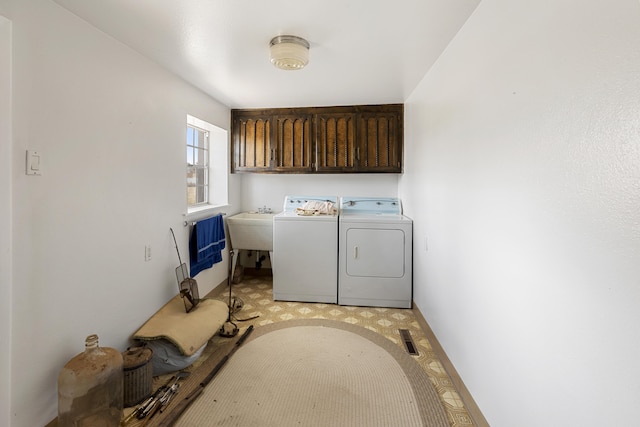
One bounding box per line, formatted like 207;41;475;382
206;275;475;427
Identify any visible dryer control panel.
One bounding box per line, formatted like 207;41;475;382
282;196;338;212
339;197;402;215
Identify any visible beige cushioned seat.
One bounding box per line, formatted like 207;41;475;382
133;295;228;356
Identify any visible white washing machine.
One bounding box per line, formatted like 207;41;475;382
338;197;413;308
273;196;339;303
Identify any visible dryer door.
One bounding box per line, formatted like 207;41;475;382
345;228;406;278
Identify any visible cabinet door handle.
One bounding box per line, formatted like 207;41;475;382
355;147;360;161
353;246;358;259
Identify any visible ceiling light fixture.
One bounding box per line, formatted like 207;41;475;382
269;35;310;70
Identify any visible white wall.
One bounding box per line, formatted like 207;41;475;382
240;174;399;213
5;1;239;425
0;13;12;427
400;0;640;425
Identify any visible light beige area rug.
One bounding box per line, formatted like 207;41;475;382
176;319;449;427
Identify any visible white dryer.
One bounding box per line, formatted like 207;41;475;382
338;197;413;308
273;196;339;303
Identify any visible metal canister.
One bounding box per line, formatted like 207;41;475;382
122;346;153;407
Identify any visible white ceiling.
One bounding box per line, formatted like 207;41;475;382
52;0;479;109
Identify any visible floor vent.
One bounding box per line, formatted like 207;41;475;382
399;329;419;356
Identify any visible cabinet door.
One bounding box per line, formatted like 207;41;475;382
232;114;273;172
273;114;313;172
315;112;356;172
356;106;403;172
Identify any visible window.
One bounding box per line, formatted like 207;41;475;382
186;115;228;213
186;123;209;206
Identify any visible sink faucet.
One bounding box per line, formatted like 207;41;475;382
258;205;272;214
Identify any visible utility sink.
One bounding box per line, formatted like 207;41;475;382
226;212;275;251
226;212;276;280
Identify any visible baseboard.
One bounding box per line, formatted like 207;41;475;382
412;304;490;427
205;277;230;298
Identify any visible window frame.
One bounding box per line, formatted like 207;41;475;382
186;122;209;207
186;114;229;216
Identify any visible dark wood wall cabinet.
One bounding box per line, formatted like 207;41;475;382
231;104;403;173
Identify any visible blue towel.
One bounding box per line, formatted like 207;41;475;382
189;214;225;277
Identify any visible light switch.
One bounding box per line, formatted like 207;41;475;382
26;150;42;175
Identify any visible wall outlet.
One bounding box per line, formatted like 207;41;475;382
145;245;151;261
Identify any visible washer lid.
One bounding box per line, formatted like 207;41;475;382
275;210;338;221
